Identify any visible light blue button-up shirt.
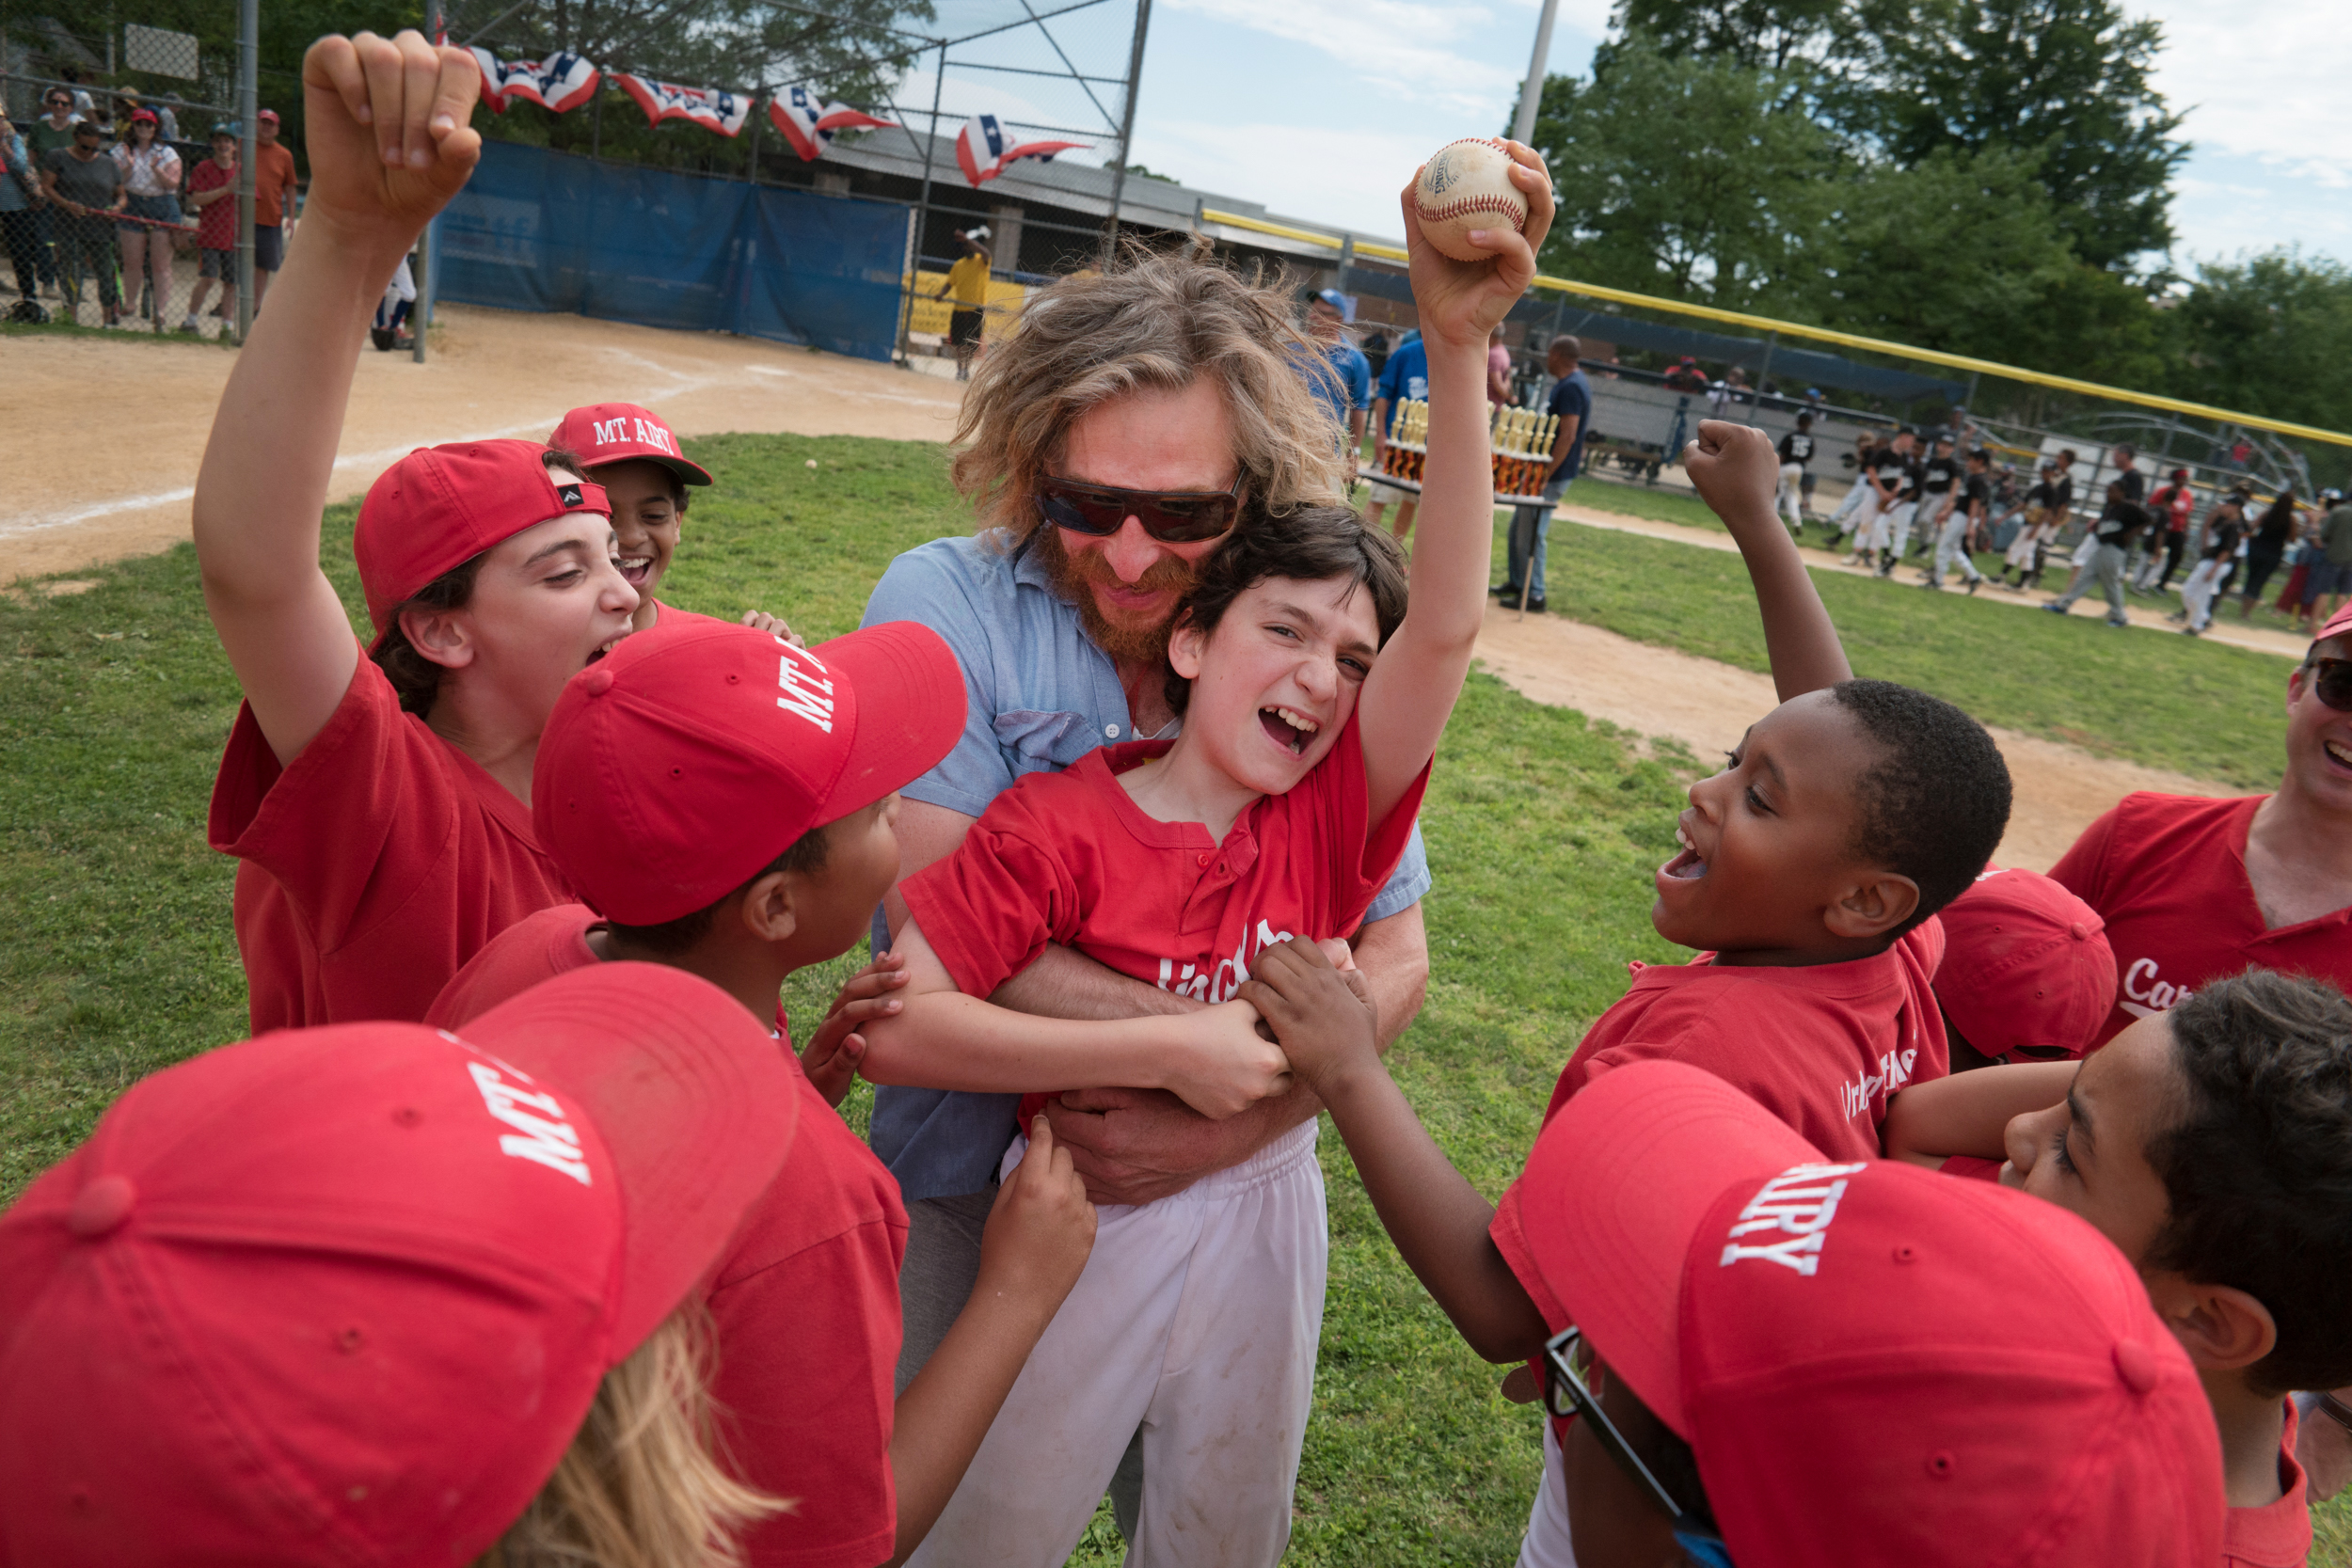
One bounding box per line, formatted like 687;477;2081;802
862;531;1432;1202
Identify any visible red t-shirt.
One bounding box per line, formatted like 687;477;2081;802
187;156;236;250
2223;1402;2312;1568
428;911;907;1568
251;140;296;228
902;711;1428;1121
1490;923;1947;1329
208;649;570;1032
2050;793;2352;1048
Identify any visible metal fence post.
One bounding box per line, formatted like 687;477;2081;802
234;0;256;344
897;42;945;364
1101;0;1150;257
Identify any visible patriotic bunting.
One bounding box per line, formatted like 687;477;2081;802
612;72;753;136
469;49;601;114
954;114;1089;187
769;85;898;161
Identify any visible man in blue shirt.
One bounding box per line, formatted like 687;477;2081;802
858;251;1435;1533
1365;330;1430;540
1303;287;1371;454
1493;334;1591;611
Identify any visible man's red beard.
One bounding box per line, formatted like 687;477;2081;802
1037;526;1200;666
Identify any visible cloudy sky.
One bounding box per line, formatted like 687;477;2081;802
1067;0;2349;274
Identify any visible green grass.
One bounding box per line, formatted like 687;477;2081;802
5;431;2345;1563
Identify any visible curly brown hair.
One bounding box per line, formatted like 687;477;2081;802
951;241;1350;549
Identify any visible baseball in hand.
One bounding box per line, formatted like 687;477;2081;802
1412;138;1531;261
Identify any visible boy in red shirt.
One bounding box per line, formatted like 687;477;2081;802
1474;1058;2225;1567
430;616;1098;1568
1882;970;2352;1567
1231;417;2011;1563
199;41;642;1030
854;146;1555;1567
2052;602;2352;1047
180;125;238;334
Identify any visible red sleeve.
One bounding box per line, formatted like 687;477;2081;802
1302;709;1433;937
712;1096;907;1568
1488;1179;1569;1332
899;779;1086;998
206;650;461;958
2048;801;2122;909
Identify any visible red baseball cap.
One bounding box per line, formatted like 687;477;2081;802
2316;600;2352;647
550;402;713;485
534;618;965;925
0;961;795;1568
353;439;611;647
128;107;157;125
1514;1061;2223;1568
1931;867;2115;1060
256;107;279;123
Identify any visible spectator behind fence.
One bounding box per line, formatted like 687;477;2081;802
113;109;181;332
182;125;239;333
0;112;40;309
1492;334;1591;612
39;118;124;325
250;107;298;309
2242;485;2300;619
2301;491;2352;637
24;86;79;296
935;228;991;382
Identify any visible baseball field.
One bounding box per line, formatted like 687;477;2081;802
2;316;2343;1563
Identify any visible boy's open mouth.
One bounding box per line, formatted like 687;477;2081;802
1260;705;1319;756
1662;823;1708;879
617;555;654;587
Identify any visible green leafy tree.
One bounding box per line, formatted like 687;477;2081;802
1849;0;2186;270
2171;251;2352;442
1600;0;1845;72
1527;42;1840;309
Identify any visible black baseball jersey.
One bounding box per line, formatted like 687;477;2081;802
1963;472;1991;513
1918;454;1963;496
1777;431;1817;466
1872;451;1921;501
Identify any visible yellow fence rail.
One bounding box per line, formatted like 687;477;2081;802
1195;208;2352;450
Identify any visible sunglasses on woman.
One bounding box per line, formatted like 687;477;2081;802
1034;473;1242;545
2304;657;2352;713
1541;1326;1734;1567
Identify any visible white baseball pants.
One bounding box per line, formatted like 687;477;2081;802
2181;557;2228;630
1776;462;1804;530
1931;515;1982;585
1517;1418;1581;1567
1828;478;1872;530
908;1121;1328;1568
1893;496;1943;559
1862;499;1915;556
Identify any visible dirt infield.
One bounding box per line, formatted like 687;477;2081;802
1;303;966;581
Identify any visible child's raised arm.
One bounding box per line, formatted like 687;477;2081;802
1685;419;1853;700
856;918;1293;1121
1881;1061;2078;1169
193;32;481;766
1356;144;1554;830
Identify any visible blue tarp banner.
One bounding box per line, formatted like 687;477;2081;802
436;140;909;362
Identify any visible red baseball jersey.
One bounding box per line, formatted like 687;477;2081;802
186;156;236;251
1490;922;1947;1328
2222;1402;2311;1568
2050;792;2352;1048
429;912;906;1568
208;650;570;1031
902;711;1428;1117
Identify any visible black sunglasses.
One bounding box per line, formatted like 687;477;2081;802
2304;657;2352;714
1034;473;1242;545
1541;1327;1733;1565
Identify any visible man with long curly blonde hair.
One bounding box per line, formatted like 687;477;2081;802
859;241;1436;1536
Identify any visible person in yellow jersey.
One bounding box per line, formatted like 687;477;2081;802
936;228;993;380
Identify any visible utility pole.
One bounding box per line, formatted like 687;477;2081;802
1102;0;1152;257
1509;0;1560;145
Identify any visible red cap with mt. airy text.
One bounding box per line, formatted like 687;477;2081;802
551;403;713;485
1509;1061;2223;1568
353;439;611;647
1931;867;2115;1061
0;962;796;1568
533;618;964;925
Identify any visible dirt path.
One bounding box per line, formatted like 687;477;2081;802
1;304;967;580
1472;600;2233;872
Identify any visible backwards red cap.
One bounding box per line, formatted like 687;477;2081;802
551;403;713;485
353;439;611;647
1515;1061;2223;1568
0;962;794;1568
534;618;965;926
2318;600;2352;647
1932;867;2115;1061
